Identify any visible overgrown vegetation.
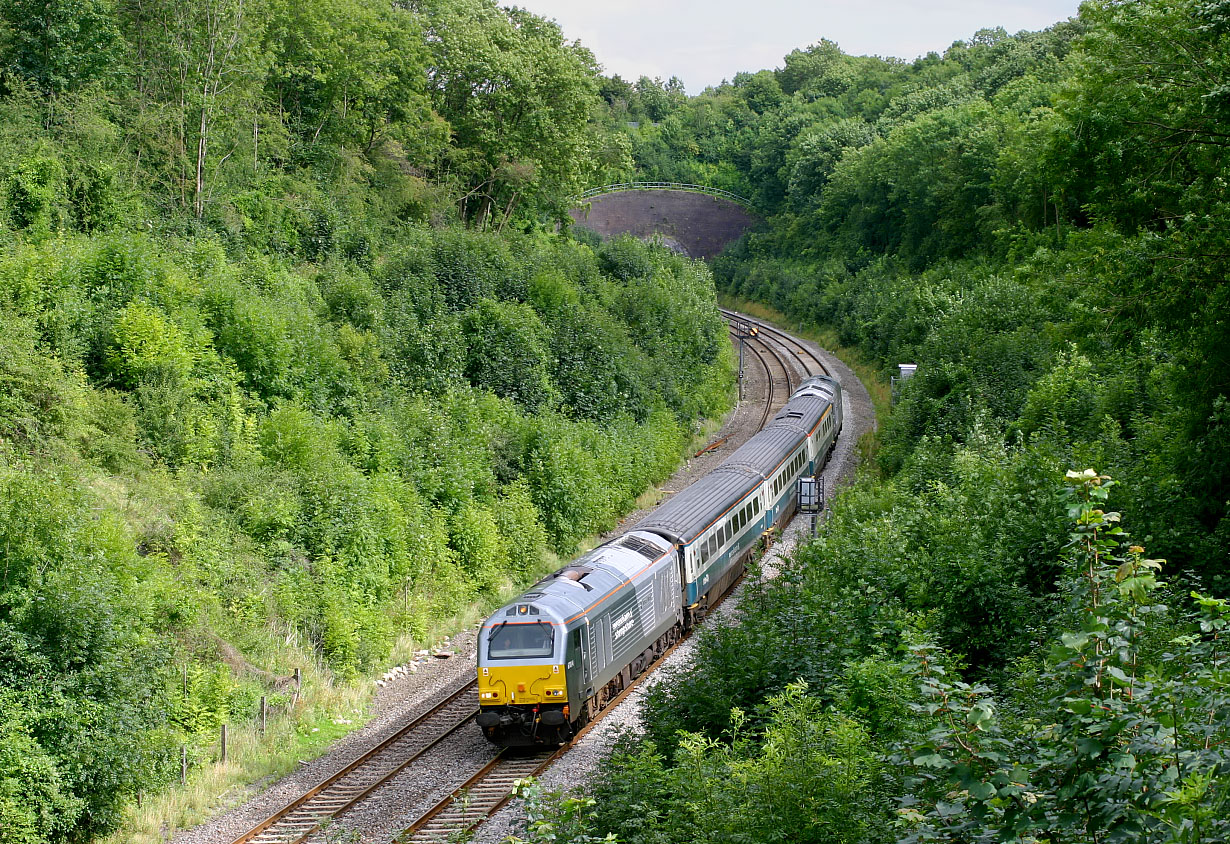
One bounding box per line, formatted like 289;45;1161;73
549;2;1230;843
0;1;732;839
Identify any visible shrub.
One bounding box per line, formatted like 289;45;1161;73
104;301;195;388
5;156;65;233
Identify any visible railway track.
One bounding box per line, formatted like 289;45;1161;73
230;681;479;844
398;750;558;842
229;309;806;844
725;310;824;430
392;311;836;842
719;307;828;379
739;337;779;430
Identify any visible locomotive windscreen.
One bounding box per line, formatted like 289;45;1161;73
487;621;555;659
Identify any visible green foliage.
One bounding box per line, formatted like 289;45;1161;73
104;301;195;387
0;211;729;839
0;699;83;844
895;472;1230;843
5;156;65;233
0;0;746;833
461;298;556;412
580;5;1230;841
0;0;125;95
506;778;615;844
592;685;894;844
409;0;603;225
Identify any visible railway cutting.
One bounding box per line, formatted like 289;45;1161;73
203;309;867;844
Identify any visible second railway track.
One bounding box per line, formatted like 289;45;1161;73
719;307;828;380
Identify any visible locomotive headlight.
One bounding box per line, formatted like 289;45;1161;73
545;688;565;697
480;691;501;700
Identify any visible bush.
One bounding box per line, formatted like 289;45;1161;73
5;156;65;233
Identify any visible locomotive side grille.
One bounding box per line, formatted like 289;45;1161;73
619;535;664;560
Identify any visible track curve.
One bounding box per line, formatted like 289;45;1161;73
719;308;828;379
219;306;797;844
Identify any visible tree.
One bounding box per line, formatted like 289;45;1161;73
263;0;441;158
116;0;266;215
784;118;875;211
0;0;125;98
777;40;854;100
460;298;555;412
409;0;601;227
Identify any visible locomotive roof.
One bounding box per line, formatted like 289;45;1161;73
633;464;764;546
793;375;839;399
485;531;673;626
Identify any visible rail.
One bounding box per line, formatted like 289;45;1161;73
231;312;819;844
397;569;748;843
231;680;479;844
576;182;753;209
719;308;828;378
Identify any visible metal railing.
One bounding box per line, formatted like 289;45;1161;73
576;182;753;208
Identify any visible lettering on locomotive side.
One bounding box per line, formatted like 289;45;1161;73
611;608;636;642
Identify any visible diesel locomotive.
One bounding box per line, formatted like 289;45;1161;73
475;375;843;746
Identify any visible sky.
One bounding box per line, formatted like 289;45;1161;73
510;0;1084;94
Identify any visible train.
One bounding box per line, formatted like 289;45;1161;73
474;374;843;746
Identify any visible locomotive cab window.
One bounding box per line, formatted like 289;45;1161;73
488;621;555;659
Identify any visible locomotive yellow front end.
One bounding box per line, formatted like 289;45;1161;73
475;601;570;746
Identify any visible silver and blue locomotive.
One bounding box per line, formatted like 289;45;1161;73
476;375;843;746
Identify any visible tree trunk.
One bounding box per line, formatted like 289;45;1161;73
196;100;208;218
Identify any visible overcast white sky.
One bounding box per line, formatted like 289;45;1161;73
511;1;1084;94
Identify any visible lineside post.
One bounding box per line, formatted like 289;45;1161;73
732;319;757;404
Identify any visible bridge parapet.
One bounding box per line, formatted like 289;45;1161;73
577;182;753;209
